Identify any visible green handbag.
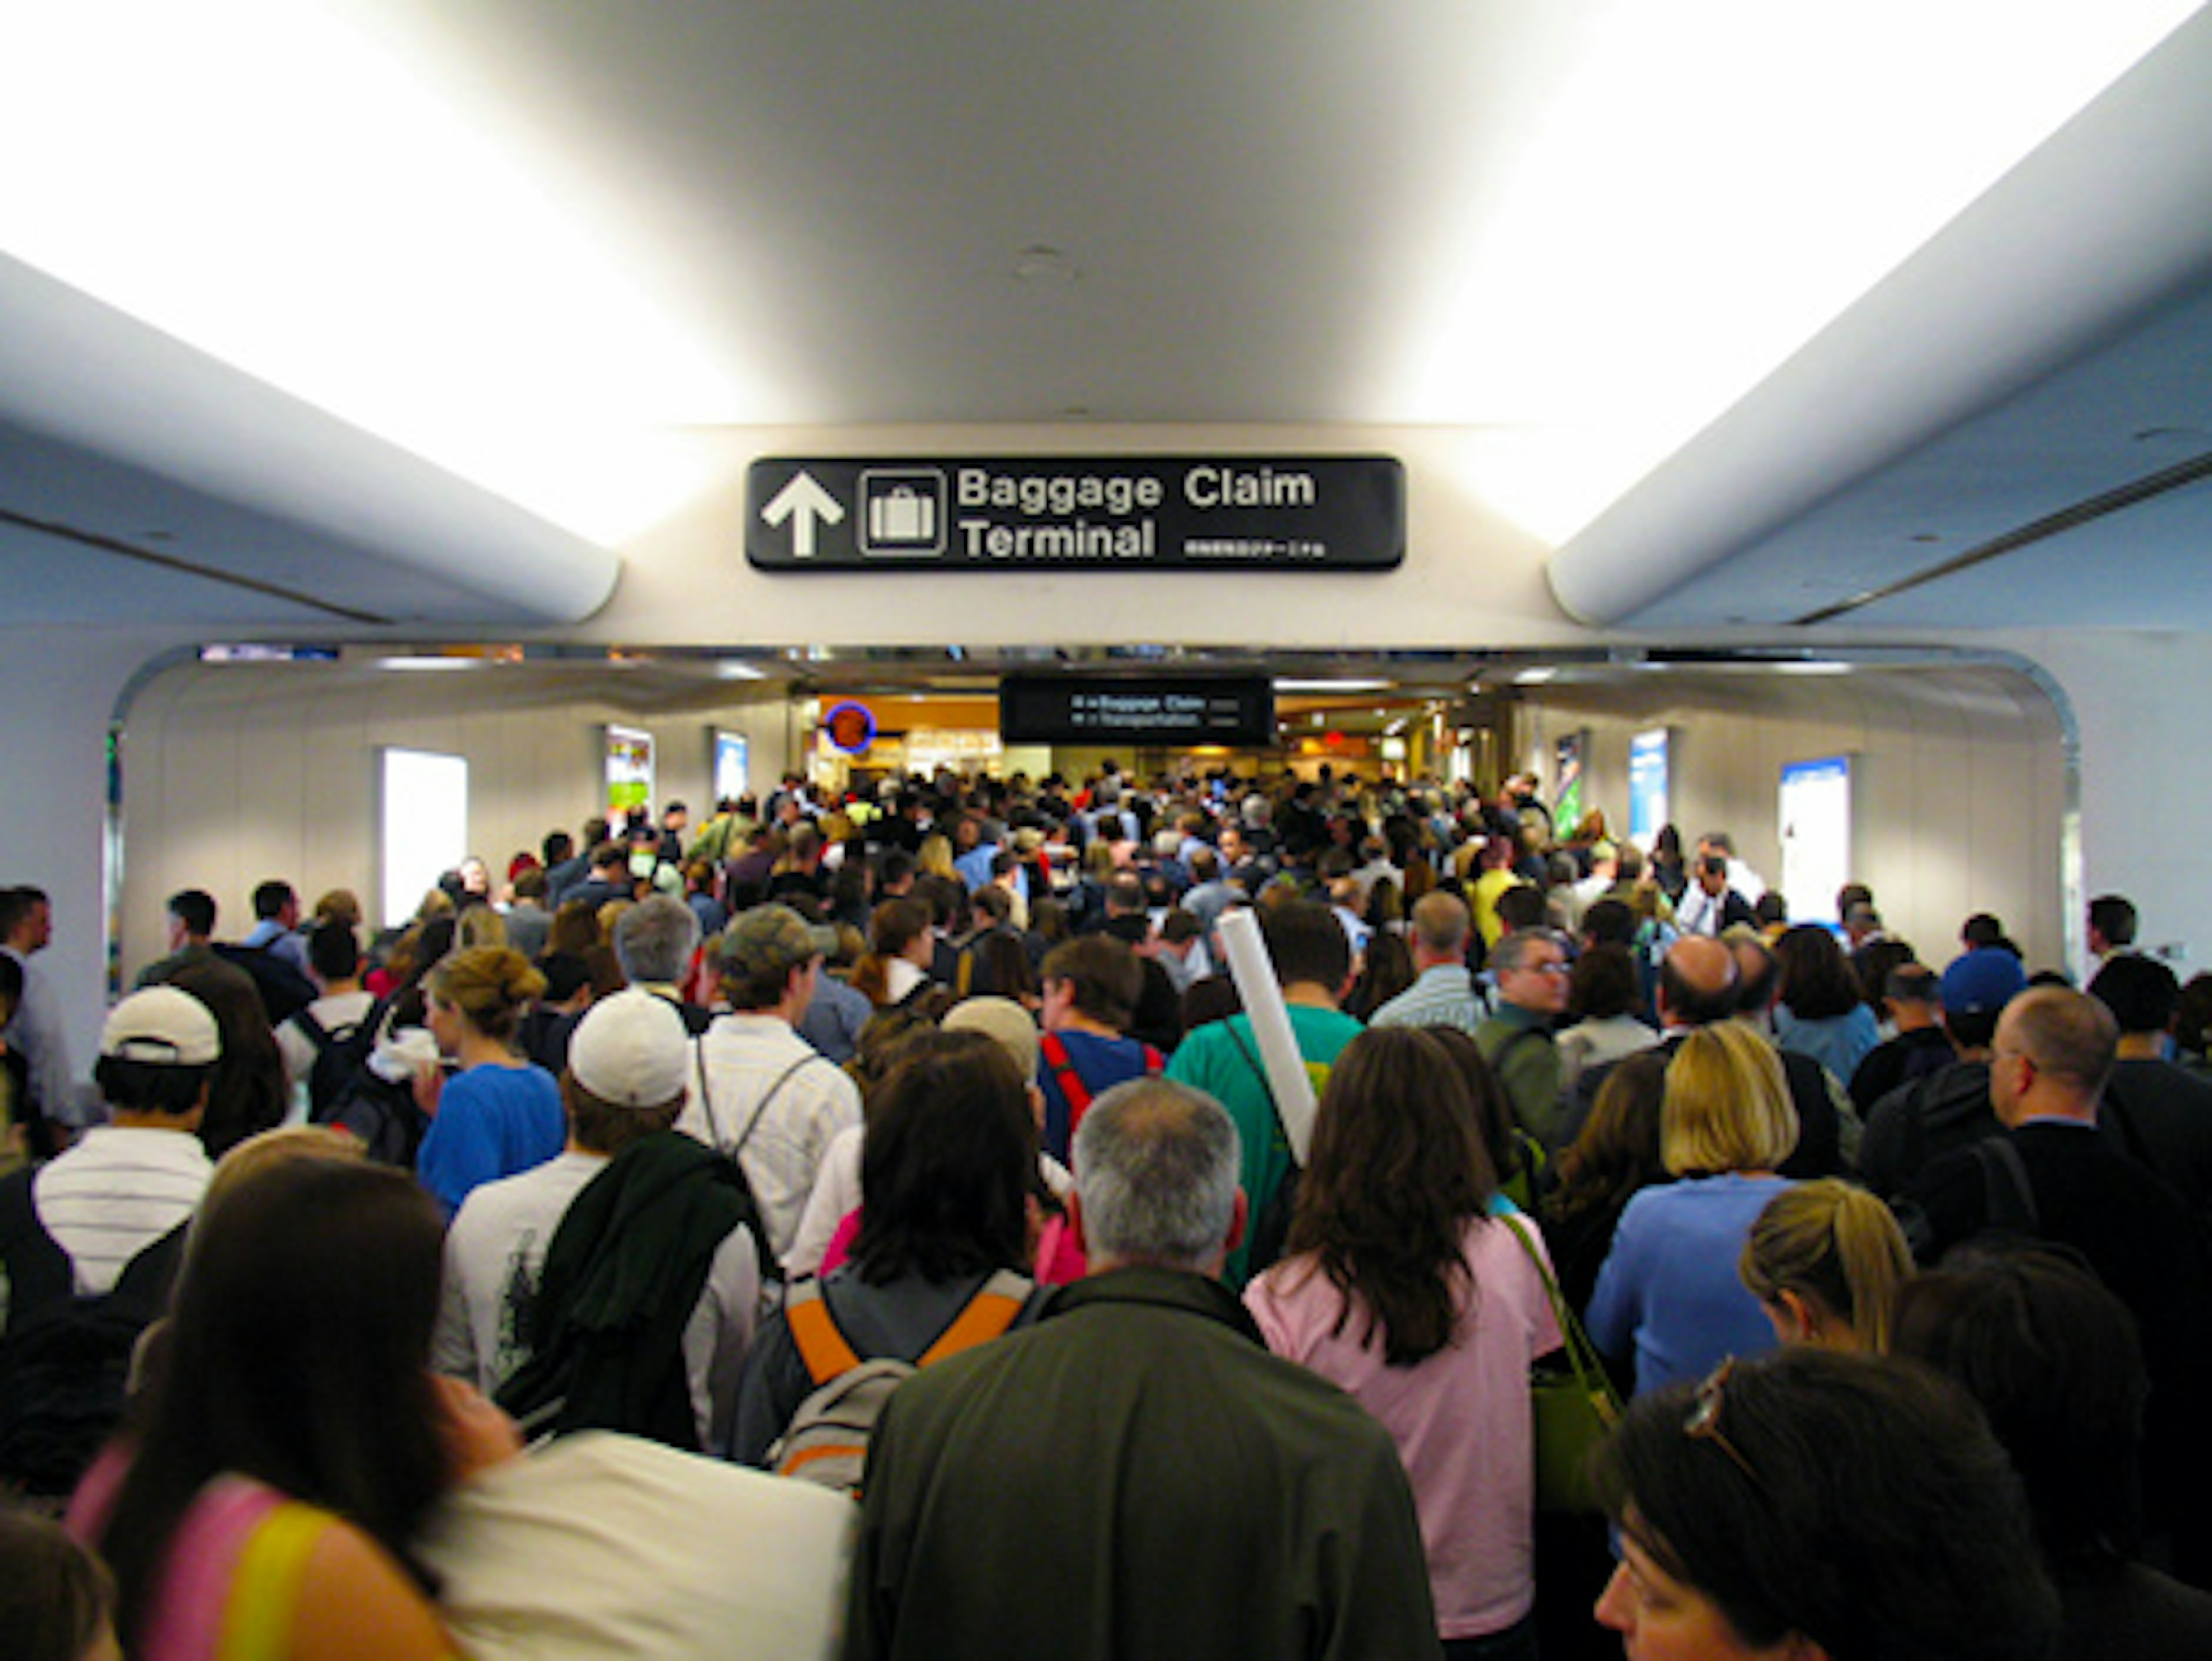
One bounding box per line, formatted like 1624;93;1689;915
1504;1213;1623;1515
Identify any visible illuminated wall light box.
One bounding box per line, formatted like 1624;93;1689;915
713;730;749;802
605;725;656;822
380;748;467;929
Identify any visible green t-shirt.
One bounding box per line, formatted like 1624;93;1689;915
1165;1004;1365;1288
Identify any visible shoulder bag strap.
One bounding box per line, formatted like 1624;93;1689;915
691;1030;726;1148
1222;1017;1296;1161
1502;1213;1622;1422
732;1053;824;1160
1976;1136;2040;1235
2100;1079;2155;1168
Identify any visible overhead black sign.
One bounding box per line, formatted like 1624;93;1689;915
1000;674;1274;748
745;456;1403;572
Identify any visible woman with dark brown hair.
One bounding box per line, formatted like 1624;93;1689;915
1541;1047;1671;1319
730;1029;1042;1467
1245;1026;1561;1660
69;1159;518;1659
1771;923;1880;1086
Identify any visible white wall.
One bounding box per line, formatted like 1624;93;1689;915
0;625;170;1090
2003;629;2210;974
117;661;792;981
1519;664;2070;972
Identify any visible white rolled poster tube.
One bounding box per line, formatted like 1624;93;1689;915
1215;905;1319;1163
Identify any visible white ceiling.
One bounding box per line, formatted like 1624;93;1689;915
1;1;2207;642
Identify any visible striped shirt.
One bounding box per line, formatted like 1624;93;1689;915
682;1014;862;1264
1369;965;1491;1036
32;1127;211;1295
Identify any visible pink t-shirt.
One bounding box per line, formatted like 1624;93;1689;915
1245;1213;1561;1640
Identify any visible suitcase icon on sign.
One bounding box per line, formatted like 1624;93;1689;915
860;470;947;556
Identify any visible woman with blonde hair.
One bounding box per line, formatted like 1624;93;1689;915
1739;1178;1914;1353
915;832;957;884
1586;1022;1798;1393
414;947;563;1218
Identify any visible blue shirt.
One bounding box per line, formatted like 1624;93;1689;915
1585;1173;1790;1395
1037;1029;1158;1163
1774;1004;1879;1091
416;1061;565;1219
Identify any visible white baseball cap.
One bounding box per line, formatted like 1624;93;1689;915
567;988;690;1109
101;985;221;1067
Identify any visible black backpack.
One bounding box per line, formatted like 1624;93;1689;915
306;1002;427;1167
211;941;318;1026
294;1004;376;1121
0;1169;189;1500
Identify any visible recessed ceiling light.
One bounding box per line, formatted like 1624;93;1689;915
376;655;482;672
1275;678;1389;693
1514;667;1557;686
1013;246;1078;283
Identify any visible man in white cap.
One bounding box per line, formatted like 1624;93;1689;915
436;988;759;1454
0;985;221;1498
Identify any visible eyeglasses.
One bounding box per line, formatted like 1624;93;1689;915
1683;1359;1765;1490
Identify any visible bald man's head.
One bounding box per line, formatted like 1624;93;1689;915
1407;890;1471;965
1659;935;1740;1027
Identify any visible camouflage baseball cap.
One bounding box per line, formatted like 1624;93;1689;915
720;904;834;981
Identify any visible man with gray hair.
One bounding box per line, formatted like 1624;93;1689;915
1475;926;1571;1146
614;893;707;1028
847;1078;1437;1661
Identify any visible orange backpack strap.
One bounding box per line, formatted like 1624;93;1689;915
917;1270;1033;1366
785;1280;863;1385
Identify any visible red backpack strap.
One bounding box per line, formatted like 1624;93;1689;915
1040;1032;1093;1117
1141;1044;1165;1075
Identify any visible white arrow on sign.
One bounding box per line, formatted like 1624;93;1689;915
762;471;846;558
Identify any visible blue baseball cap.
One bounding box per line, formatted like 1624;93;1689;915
1941;948;2025;1017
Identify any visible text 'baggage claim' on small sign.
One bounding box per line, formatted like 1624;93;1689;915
745;457;1404;572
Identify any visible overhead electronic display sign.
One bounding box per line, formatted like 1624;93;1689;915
746;457;1403;572
1001;674;1274;748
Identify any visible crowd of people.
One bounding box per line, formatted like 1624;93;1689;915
3;760;2211;1659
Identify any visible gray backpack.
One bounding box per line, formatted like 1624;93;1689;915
768;1269;1031;1495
